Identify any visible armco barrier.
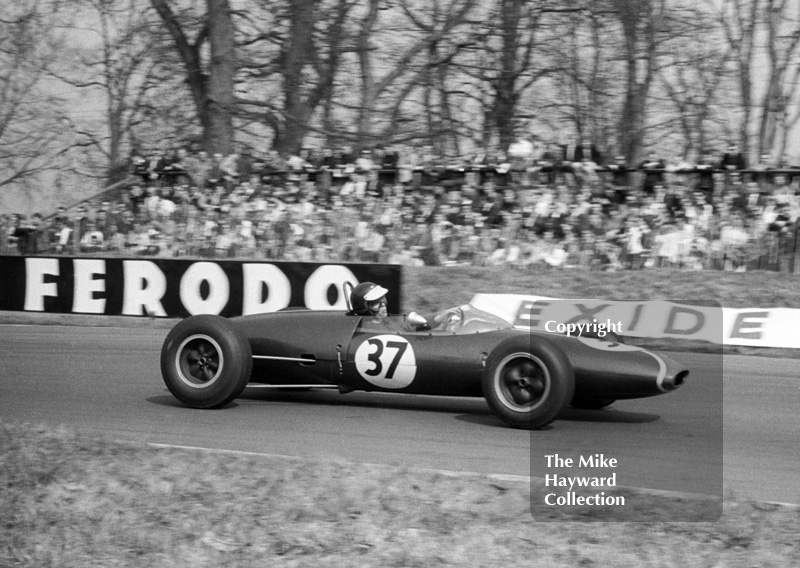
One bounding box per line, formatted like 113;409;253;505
470;294;800;349
0;256;401;319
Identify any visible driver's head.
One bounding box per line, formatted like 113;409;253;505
351;282;389;317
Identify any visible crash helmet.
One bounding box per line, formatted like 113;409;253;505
351;282;389;316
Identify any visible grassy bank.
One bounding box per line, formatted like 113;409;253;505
2;422;798;568
402;267;800;312
402;267;800;359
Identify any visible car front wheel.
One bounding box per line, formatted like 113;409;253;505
160;315;252;408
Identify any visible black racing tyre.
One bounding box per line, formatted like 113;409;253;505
160;315;252;409
482;336;575;429
570;398;616;410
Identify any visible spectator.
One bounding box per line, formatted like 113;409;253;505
54;216;73;255
694;149;718;203
220;152;241;188
130;150;149;183
718;215;750;271
639;151;667;196
720;143;747;171
562;138;603;165
105;223;126;252
189;150;214;189
10;214;31;255
162;147;191;186
72;205;90;249
31;141;790;274
607;155;632;204
207;153;226;187
30;213;50;254
146;148;170;183
80;221;104;252
778;153;800;188
128;184;146;216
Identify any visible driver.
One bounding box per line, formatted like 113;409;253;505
350;282;389;319
351;281;436;332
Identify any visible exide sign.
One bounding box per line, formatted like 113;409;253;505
0;256;402;318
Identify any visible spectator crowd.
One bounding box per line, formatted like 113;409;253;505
3;140;799;272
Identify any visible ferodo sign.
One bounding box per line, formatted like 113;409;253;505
0;256;401;318
470;293;800;349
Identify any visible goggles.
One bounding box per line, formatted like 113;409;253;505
367;297;387;312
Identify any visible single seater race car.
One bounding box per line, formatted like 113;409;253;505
160;283;688;429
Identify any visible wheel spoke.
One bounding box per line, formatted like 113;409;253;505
187;349;201;363
519;360;535;377
202;365;215;382
511;386;532;404
502;365;525;404
505;366;523;384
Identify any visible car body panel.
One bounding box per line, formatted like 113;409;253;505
230;305;687;401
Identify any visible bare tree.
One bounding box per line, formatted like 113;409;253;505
150;0;235;154
718;0;800;160
545;4;621;150
350;0;475;150
758;0;800;158
718;0;761;159
612;0;664;163
0;3;73;195
776;62;800;160
657;8;732;159
47;0;164;183
276;0;351;153
450;0;561;151
489;0;548;150
234;0;358;154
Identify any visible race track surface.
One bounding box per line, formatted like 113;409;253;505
0;325;797;504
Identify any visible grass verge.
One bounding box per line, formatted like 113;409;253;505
402;266;800;311
2;422;798;568
403;267;800;359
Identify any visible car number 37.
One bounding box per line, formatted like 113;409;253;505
354;335;417;389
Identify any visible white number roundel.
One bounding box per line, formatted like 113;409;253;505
354;335;417;389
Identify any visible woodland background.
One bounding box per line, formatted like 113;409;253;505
1;0;799;212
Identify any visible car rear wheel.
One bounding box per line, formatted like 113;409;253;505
482;337;574;429
161;315;252;408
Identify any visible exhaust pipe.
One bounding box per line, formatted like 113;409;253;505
662;370;689;391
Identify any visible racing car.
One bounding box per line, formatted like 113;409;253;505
160;283;688;429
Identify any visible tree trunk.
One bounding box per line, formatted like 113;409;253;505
615;0;657;164
356;0;380;148
150;0;235;155
275;0;317;155
107;107;127;183
493;0;522;151
205;0;235;155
